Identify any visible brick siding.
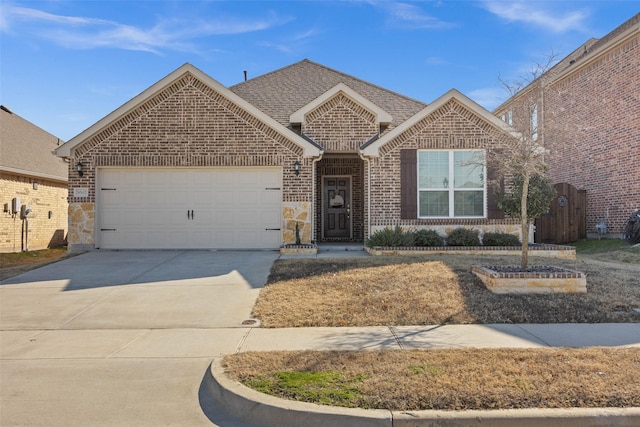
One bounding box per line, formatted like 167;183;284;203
369;99;514;231
303;94;378;152
546;35;639;234
498;26;639;235
1;172;68;252
67;74;313;247
315;156;364;241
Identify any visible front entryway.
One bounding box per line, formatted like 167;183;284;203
323;177;351;239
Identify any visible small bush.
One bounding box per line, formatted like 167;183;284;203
482;232;521;246
366;226;415;247
446;228;481;246
413;229;444;247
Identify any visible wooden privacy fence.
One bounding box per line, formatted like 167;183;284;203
535;182;586;244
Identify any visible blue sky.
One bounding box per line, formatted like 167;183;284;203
1;1;638;141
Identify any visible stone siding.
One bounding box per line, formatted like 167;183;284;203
282;202;312;244
1;172;68;252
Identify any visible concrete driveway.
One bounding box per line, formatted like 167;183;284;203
0;250;278;427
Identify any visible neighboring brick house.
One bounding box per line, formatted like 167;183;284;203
56;60;522;252
1;106;68;252
495;13;639;237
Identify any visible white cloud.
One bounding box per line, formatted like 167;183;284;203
481;1;588;33
378;2;455;29
1;4;291;54
258;26;320;54
467;87;508;111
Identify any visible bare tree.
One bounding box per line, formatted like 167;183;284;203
494;53;560;269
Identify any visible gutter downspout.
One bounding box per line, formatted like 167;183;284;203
358;152;372;242
311;153;324;243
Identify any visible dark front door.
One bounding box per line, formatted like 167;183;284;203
323;177;351;239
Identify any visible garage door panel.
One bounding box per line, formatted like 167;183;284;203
147;190;167;207
260;210;280;227
98;168;282;249
214;190;233;205
124;171;144;185
214;211;234;226
236;211;258;226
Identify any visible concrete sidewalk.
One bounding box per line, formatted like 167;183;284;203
236;323;640;351
2;249;639;427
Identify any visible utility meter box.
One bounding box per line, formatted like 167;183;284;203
12;198;21;214
20;204;32;219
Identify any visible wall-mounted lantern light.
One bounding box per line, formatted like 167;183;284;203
76;162;84;177
33;182;38;190
293;160;301;176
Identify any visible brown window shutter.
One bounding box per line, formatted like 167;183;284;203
400;149;417;219
487;161;505;219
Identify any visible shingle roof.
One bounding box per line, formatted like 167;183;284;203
0;106;68;181
229;59;426;133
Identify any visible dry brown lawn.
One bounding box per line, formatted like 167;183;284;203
224;348;640;410
252;253;640;327
238;249;640;411
0;247;68;280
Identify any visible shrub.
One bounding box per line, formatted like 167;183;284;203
413;229;444;247
497;174;556;220
366;226;414;247
482;232;521;246
446;228;481;246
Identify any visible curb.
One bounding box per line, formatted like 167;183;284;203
207;359;640;427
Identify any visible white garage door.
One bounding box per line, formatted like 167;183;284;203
97;168;282;249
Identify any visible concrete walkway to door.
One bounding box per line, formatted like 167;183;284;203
0;250;279;427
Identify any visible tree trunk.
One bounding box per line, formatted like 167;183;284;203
521;175;530;270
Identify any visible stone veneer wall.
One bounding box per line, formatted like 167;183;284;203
282;202;312;244
1;172;68;252
67;202;94;252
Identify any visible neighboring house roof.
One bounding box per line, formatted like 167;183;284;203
230;59;426;133
56;63;322;158
362;89;521;157
0;105;68;182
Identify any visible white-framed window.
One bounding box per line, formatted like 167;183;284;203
530;103;538;141
417;150;485;218
499;110;512;125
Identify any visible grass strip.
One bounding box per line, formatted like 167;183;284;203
224;348;640;411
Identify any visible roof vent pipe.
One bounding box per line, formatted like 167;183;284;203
243;70;247;81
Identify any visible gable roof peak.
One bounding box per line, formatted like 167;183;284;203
362;88;520;156
56;63;322;158
290;82;392;125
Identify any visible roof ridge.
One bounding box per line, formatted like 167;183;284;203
232;59;426;106
301;59;427;106
229;59;311;89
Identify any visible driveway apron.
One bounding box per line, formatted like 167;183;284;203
1;250;278;427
